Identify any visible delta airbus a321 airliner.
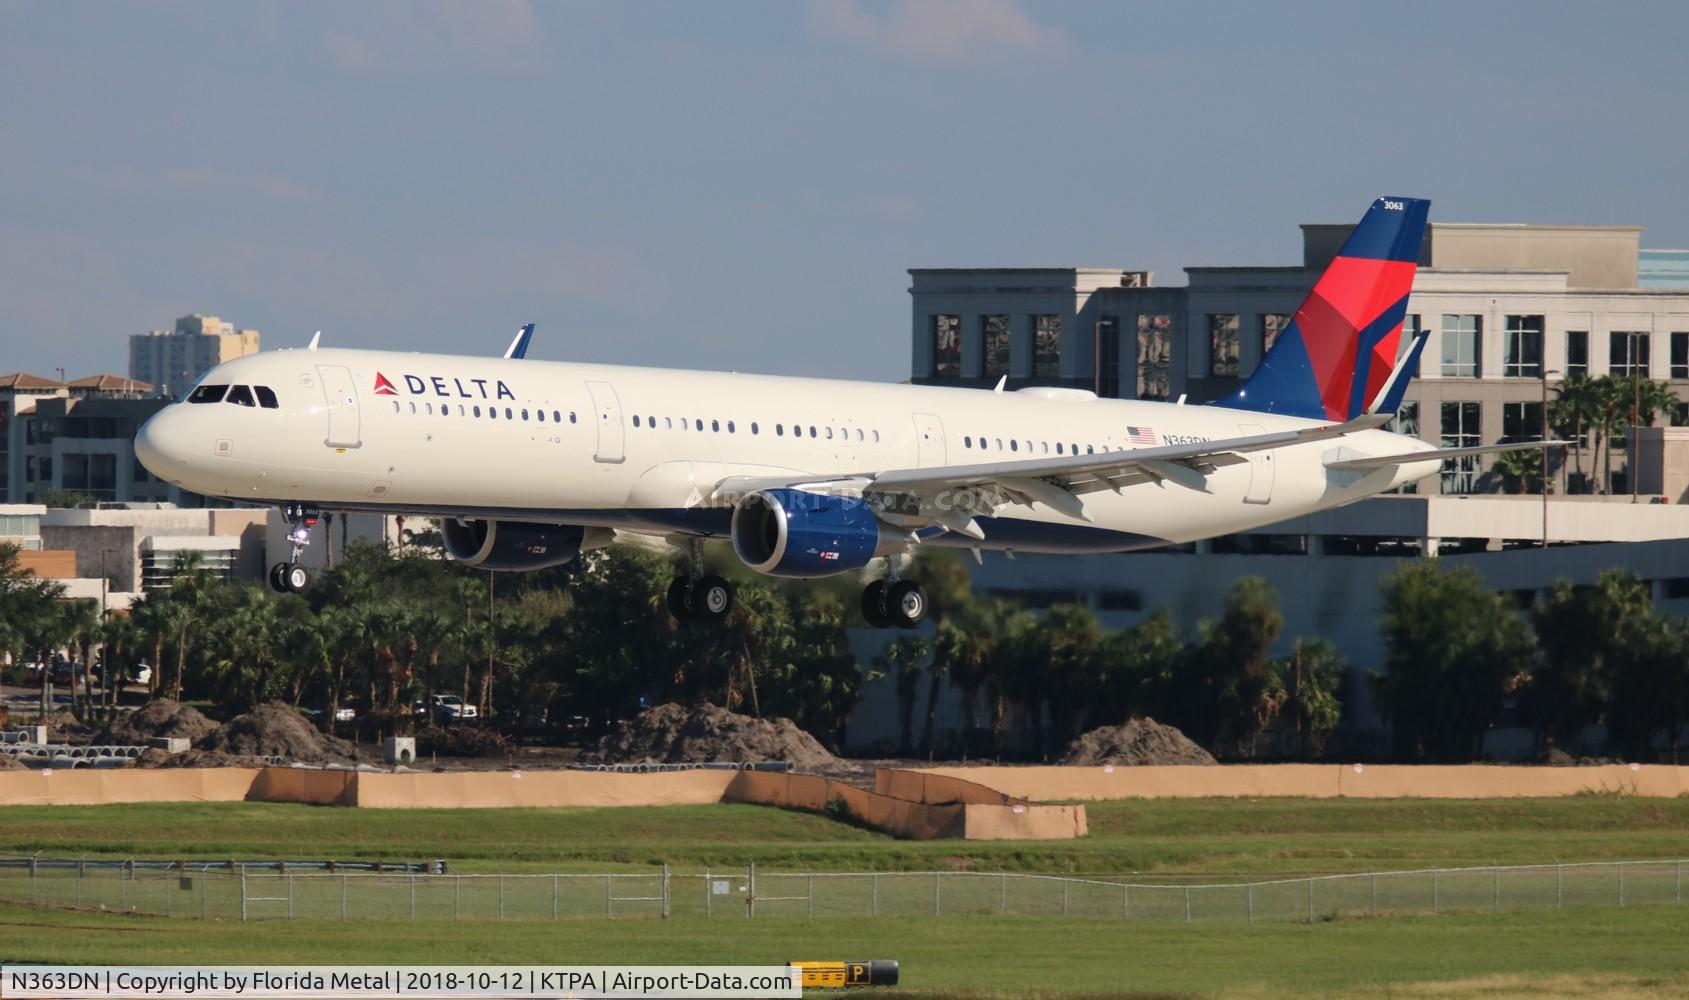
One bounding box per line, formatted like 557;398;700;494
134;197;1554;628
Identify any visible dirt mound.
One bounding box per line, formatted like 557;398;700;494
47;711;96;745
197;701;357;764
101;699;218;745
135;747;275;769
581;703;837;769
1061;717;1217;766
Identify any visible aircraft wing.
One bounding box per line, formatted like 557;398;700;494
712;414;1392;539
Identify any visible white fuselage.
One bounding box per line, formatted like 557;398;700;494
134;348;1439;554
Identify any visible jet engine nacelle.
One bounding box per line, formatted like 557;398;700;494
440;519;585;571
731;488;903;579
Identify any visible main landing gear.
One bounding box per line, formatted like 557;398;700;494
861;559;928;630
267;503;319;594
667;539;735;624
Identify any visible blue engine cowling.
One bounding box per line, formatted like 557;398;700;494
731;488;881;579
440;519;585;571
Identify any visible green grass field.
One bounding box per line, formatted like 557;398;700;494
0;797;1686;875
3;901;1687;998
2;797;1687;996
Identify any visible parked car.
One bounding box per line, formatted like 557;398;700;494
334;706;356;722
131;663;152;685
431;695;478;722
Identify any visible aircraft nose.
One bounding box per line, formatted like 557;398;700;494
134;407;189;478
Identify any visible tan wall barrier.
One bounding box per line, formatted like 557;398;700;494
0;768;261;806
350;769;739;809
963;803;1088;840
874;768;1016;806
724;771;967;839
247;767;358;806
920;764;1689;801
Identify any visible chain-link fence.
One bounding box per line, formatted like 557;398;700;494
1;859;1684;923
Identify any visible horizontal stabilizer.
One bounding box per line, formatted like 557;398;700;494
1326;439;1566;471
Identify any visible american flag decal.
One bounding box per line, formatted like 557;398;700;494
1127;425;1157;445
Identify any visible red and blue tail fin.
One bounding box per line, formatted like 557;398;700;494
1213;196;1430;421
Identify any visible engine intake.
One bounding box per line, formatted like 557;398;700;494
731;488;890;578
440;519;586;571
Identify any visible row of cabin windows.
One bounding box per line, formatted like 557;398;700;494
391;400;578;424
630;415;882;443
187;384;280;409
964;435;1100;456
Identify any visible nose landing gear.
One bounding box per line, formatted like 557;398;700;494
268;503;320;594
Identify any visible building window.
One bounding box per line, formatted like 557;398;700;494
1096;315;1120;396
1672;332;1689;379
1610;331;1650;377
1261;314;1291;357
982;315;1011;379
1440;315;1480;377
1137;314;1171;400
931;315;961;378
1388;400;1420;438
1209;314;1239;377
1566;331;1589;377
1502;401;1544;443
1440;401;1482;494
1503;315;1544;378
1032;315;1061;378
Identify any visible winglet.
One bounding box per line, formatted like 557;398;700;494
1366;330;1430;415
307;330;321;351
504;323;536;360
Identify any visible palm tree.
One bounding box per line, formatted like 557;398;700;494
99;613;140;709
163;550;214;701
872;636;928;755
1551;375;1600;493
1493;449;1542;494
1636;378;1680;427
59;600;100;718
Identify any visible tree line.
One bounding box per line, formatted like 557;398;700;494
1;540;1685;762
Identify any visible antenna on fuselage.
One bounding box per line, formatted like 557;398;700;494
307;331;321;351
993;375;1007;394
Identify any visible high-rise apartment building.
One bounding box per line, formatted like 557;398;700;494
128;314;260;399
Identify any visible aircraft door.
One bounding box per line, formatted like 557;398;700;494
913;412;947;467
316;365;361;449
586;380;626;464
1239;423;1274;504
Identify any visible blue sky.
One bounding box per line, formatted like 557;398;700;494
3;1;1686;384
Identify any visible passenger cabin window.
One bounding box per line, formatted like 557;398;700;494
254;386;279;409
226;385;256;407
188;384;228;404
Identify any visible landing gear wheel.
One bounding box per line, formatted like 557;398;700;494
861;580;891;629
283;564;311;593
268;563;290;593
692;576;735;621
887;579;928;629
666;577;695;621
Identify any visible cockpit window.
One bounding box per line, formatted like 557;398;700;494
254;386;279;409
226;385;256;407
187;384;228;404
